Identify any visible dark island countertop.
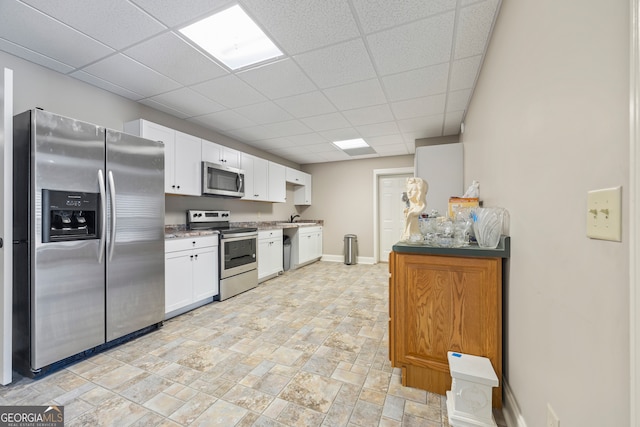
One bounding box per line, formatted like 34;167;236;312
392;235;510;258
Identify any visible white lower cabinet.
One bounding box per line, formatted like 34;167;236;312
285;226;322;269
258;229;283;282
165;235;219;319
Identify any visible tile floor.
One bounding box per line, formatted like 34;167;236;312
0;262;507;426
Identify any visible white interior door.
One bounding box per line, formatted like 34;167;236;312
378;173;412;262
1;68;13;385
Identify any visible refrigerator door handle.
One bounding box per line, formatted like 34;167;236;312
98;169;107;263
108;170;117;261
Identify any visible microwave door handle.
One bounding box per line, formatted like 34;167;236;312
237;173;243;193
97;169;107;263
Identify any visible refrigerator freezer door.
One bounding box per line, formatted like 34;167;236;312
31;110;106;369
105;130;164;341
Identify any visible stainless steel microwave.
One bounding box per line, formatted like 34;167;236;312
202;161;245;198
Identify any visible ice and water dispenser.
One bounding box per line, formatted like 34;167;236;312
42;189;99;242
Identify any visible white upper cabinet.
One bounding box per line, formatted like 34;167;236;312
268;162;286;203
125;119;310;204
124;119;200;196
285;167;306;185
202;139;241;169
241;153;269;201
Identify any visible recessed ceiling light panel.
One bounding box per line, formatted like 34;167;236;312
332;138;377;156
179;5;282;70
332;138;369;150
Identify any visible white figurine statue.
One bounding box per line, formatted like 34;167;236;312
402;177;428;241
462;180;480;198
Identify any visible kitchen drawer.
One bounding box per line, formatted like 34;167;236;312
166;235;218;253
259;229;283;241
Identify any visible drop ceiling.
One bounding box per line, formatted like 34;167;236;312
0;0;501;164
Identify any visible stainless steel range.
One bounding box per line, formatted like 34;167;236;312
187;210;258;301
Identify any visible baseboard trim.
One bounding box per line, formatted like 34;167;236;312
502;379;527;427
321;255;376;265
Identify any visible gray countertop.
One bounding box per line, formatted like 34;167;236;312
165;220;323;239
392;235;510;258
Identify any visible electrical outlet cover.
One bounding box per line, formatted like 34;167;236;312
586;186;622;241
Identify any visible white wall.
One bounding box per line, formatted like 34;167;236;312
462;0;630;426
302;155;414;258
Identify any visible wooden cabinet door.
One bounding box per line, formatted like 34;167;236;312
391;252;502;407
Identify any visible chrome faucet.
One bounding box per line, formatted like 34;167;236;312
290;214;300;223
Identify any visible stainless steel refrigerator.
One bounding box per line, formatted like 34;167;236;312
12;109;165;376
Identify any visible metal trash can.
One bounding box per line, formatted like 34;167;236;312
283;235;292;271
344;234;357;265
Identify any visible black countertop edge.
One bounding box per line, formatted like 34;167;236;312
392;235;510;258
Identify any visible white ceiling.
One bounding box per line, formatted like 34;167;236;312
0;0;501;164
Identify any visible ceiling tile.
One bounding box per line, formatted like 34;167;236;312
443;111;465;135
391;94;446;120
301;113;351;132
242;0;360;54
319;128;361;142
238;58;316;99
192;75;267;108
124;33;228;86
446;89;472;112
381;63;449;102
303;142;339;153
138;98;190;119
0;1;114;68
189;110;256;131
131;0;234;27
71;70;144;100
145;87;225;117
366;12;455;76
22;0;165;50
287;133;328;146
80;54;181;98
342;104;395;126
356;121;400;138
454;0;500;59
449;55;483;91
323;79;387;111
373;143;409;155
262;120;313;138
294;39;376;89
0;38;73;74
233;101;293;125
366;134;405;147
249;138;296;150
397;114;444;135
275;91;336;118
351;0;456;33
224;126;269;141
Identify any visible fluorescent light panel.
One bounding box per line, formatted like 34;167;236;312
179;5;282;70
332;138;370;150
332;138;376;156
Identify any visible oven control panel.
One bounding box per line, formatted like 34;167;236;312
187;210;230;223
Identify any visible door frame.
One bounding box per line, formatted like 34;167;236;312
630;0;639;424
1;68;13;385
373;167;414;263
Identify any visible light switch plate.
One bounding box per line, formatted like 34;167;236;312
586;186;622;241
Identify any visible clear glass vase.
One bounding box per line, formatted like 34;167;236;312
472;207;506;248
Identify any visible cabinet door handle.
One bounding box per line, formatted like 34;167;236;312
190;255;194;260
194;254;198;260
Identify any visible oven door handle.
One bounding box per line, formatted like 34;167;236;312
221;231;257;241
